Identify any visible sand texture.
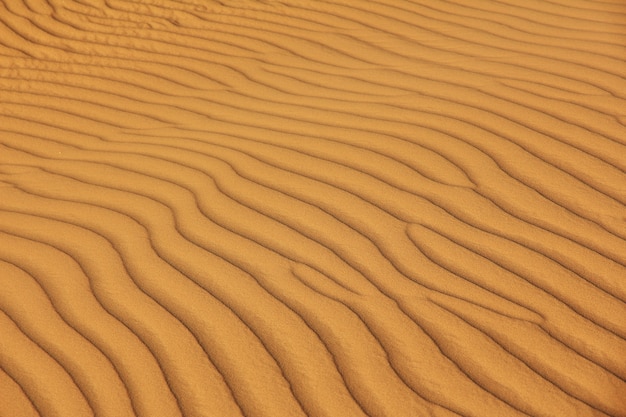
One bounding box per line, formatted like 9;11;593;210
0;0;625;416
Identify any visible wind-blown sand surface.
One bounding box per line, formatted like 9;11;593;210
0;0;625;416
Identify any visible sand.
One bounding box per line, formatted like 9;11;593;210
0;0;625;416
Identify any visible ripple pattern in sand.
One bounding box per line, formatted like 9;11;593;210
0;0;625;416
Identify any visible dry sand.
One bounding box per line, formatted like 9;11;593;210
0;0;625;416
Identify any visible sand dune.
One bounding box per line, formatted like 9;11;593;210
0;0;625;416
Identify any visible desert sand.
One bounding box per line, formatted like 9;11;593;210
0;0;625;416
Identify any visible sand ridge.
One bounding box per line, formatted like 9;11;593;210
0;0;625;416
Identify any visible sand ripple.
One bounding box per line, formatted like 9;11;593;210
0;0;625;416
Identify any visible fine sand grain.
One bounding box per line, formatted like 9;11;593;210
0;0;625;416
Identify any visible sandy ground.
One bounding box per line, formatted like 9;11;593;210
0;0;625;416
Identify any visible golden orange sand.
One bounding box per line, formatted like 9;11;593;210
0;0;625;416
